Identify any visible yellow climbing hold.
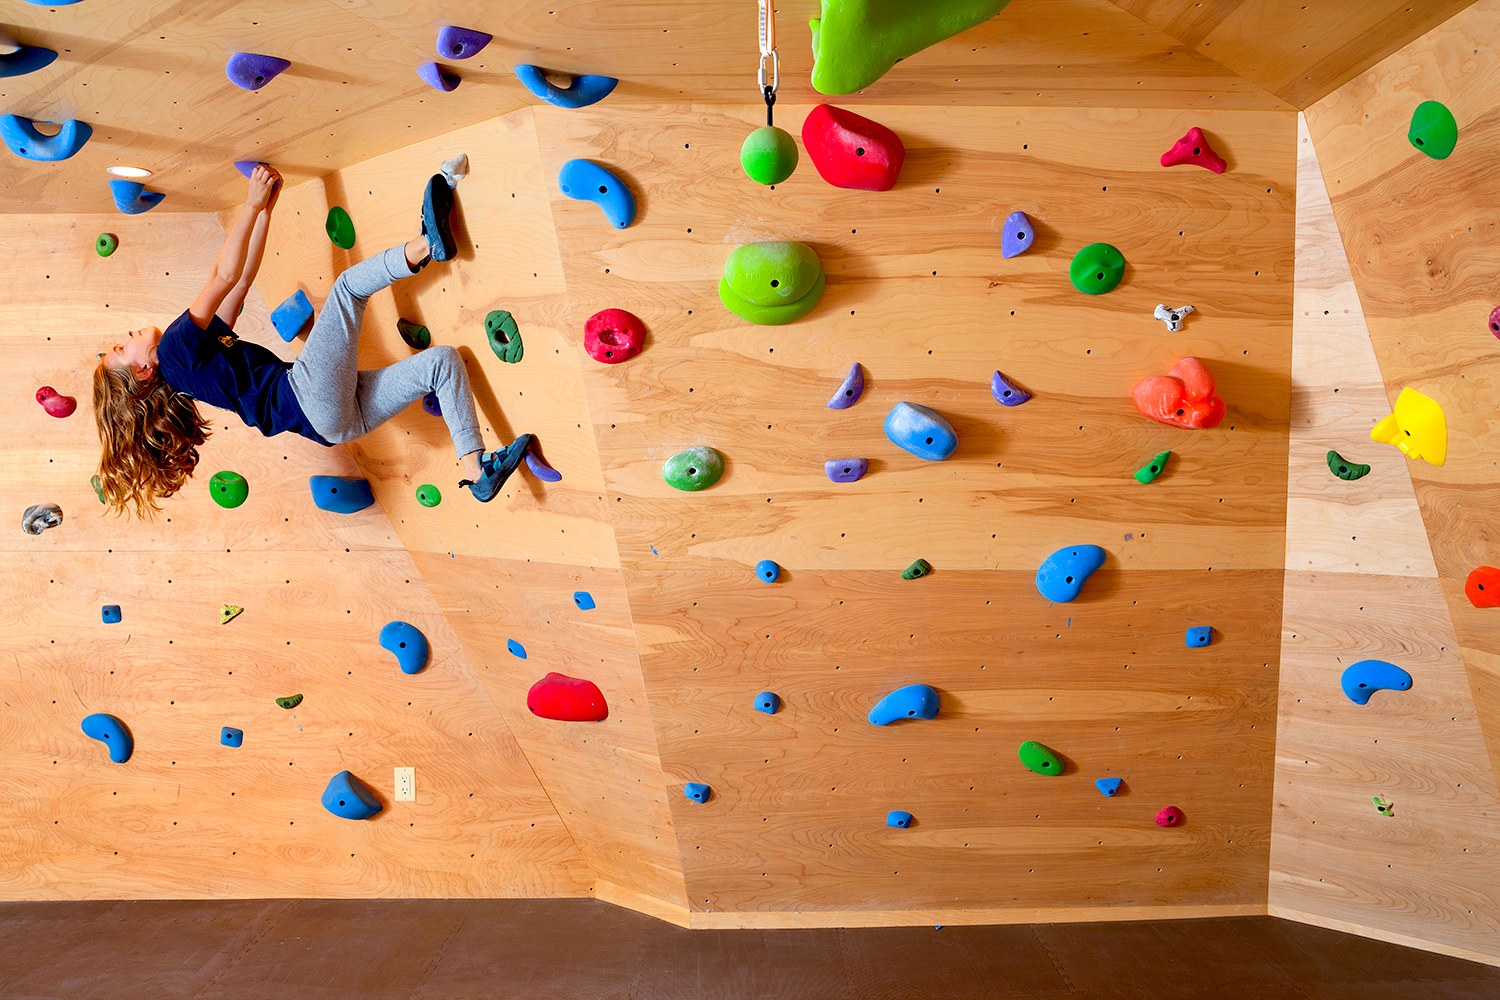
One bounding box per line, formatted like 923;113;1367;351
1370;387;1446;466
220;604;244;624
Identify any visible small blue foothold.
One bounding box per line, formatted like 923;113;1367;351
869;683;940;725
573;591;596;610
226;52;291;91
1095;777;1122;796
884;401;958;461
887;810;913;828
558;159;635;229
827;362;865;409
514;65;618;109
755;691;780;714
321;770;382;820
221;727;244;748
1342;659;1413;706
991;369;1032;406
684;782;712;803
1035;545;1107;603
1001;210;1034;258
1186;626;1212;647
437;26;493;59
81;713;132;763
101;605;121;624
417;62;460;92
271;289;313;342
109;180;164;215
756;559;781;582
379;621;429;675
0;115;92;161
508;639;527;659
0;46;59;80
309;476;374;514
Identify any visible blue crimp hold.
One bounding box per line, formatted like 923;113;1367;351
684;782;712;803
82;713;132;763
514;65;618;109
1095;777;1122;796
756;559;781;582
1342;659;1413;706
507;639;527;659
1035;545;1106;603
271;289;313;342
558;159;635;229
884;402;957;461
887;810;913;828
101;605;121;624
869;683;940;725
309;476;374;514
0;46;59;79
221;727;244;748
1186;626;1212;647
379;621;429;675
0;116;91;161
321;770;382;820
109;180;164;215
755;691;780;715
574;591;596;610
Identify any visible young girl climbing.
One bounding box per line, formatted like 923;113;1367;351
93;164;531;517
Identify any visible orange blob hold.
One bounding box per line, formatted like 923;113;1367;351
1466;566;1500;608
1132;357;1226;430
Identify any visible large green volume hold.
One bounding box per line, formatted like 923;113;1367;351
719;241;825;325
1408;101;1457;160
326;206;356;249
1018;740;1063;776
1326;450;1371;481
1069;243;1125;295
210;470;249;509
662;446;724;492
809;0;1011;95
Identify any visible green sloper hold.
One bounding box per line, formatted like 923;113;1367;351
1135;450;1171;484
1408;101;1457;160
1018;740;1063;776
719;241;825;326
397;318;430;350
276;693;303;710
486;310;523;363
741;126;799;185
663;446;724;492
416;484;441;507
1070;243;1125;295
901;558;932;580
326;207;355;249
96;233;117;257
210;470;248;509
91;474;105;504
809;0;1011;95
1327;450;1371;481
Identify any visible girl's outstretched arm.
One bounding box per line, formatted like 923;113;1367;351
215;196;275;330
189;165;280;329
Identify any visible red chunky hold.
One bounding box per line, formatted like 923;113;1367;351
584;308;645;364
802;104;905;191
527;672;609;721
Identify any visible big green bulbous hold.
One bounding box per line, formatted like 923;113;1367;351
719;241;825;325
1018;740;1063;776
416;484;441;507
1069;242;1125;295
1409;100;1457;159
486;310;523;363
95;233;117;257
809;0;1011;95
326;206;355;249
662;446;724;492
210;470;249;509
741;126;798;185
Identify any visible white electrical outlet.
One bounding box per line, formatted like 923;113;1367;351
395;767;415;802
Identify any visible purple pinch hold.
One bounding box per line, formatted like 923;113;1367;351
436;26;493;59
824;458;868;483
422;392;441;417
225;53;291;91
827;362;865;409
1001;210;1033;259
525;450;562;483
417;62;460;92
991;369;1032;406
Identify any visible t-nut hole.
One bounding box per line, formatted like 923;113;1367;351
770;279;779;287
925;437;934;444
598;185;608;193
1065;575;1074;583
687;467;697;476
855;147;865;155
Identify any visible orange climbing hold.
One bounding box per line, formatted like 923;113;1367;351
1466;566;1500;608
1132;357;1225;430
1160;127;1226;174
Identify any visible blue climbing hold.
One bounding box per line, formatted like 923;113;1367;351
422;391;441;417
109;180;164;215
869;683;940;725
755;691;780;714
827;362;865;409
514;65;618;109
887;810;913;828
1001;210;1034;258
437;26;493;59
991;369;1032;406
379;621;429;675
1342;659;1413;706
81;713;132;763
558;159;635;229
756;559;781;583
0;116;91;161
1185;626;1212;647
684;782;712;803
825;458;869;483
573;591;596;610
1095;777;1122;796
309;476;374;514
225;53;291;91
271;289;313;342
321;770;382;820
220;727;244;748
101;605;121;624
1035;545;1106;603
884;402;957;461
417;62;460;92
0;46;59;79
507;639;527;659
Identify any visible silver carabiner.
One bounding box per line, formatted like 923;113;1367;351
757;0;779;94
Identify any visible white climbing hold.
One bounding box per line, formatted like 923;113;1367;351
440;153;468;189
1154;303;1194;333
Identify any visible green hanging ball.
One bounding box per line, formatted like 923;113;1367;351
96;233;118;257
741;126;798;185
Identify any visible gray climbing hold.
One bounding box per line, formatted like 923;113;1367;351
21;503;62;534
827;362;865;409
869;683;939;725
1154;304;1193;333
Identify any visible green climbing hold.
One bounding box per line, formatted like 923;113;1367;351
220;604;244;625
90;474;105;504
95;233;117;257
485;310;523;363
809;0;1011;95
901;558;932;580
326;206;355;249
416;484;441;507
1408;101;1457;160
1134;450;1171;484
1018;740;1063;776
719;241;825;326
741;126;799;185
1373;795;1395;817
276;693;303;710
397;318;430;350
1327;449;1371;481
1069;243;1125;295
662;446;725;492
210;470;248;509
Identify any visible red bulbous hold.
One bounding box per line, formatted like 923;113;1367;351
1132;357;1226;430
527;671;609;721
36;386;76;418
584;308;645;364
1466;566;1500;608
801;104;905;192
1161;127;1226;174
1155;805;1185;828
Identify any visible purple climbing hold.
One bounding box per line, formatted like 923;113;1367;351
524;451;562;483
827;362;865;409
436;26;492;59
225;53;291;92
417;62;460;92
422;392;441;417
1001;210;1033;259
991;370;1032;407
825;458;868;483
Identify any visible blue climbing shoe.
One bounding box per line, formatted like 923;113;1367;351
421;173;456;262
464;434;533;502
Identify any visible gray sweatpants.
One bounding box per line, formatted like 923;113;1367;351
286;244;485;458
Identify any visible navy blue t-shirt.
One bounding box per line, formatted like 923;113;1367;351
156;310;329;446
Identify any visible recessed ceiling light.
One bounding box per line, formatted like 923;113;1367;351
106;166;152;179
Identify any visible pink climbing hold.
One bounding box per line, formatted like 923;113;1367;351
1488;306;1500;339
1155;805;1185;828
584;308;645;364
801;104;905;192
527;671;608;722
1132;357;1225;430
35;386;75;418
1160;127;1226;174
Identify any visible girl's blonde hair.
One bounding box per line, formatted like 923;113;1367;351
92;358;212;518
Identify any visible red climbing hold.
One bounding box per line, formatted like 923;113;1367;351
584;308;645;364
1160;127;1226;174
1466;566;1500;608
801;104;905;192
1132;357;1226;430
527;671;609;722
35;386;75;418
1155;805;1185;828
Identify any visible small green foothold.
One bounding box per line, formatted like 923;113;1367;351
1135;450;1171;484
91;474;106;504
1326;450;1371;481
662;446;725;492
485;310;523;363
326;206;355;249
741;126;799;185
901;558;932;580
1069;243;1125;295
1408;101;1457;160
1373;795;1395;817
95;233;117;257
209;470;249;509
1018;740;1064;776
276;693;303;710
220;604;244;625
416;484;442;507
397;318;430;350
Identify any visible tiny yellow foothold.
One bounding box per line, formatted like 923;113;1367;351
1369;387;1446;466
220;604;244;625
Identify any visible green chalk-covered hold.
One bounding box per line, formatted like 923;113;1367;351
416;484;441;507
95;233;117;257
1018;740;1063;776
1069;243;1125;295
662;446;724;492
1327;450;1371;481
809;0;1011;95
719;241;825;326
485;309;523;363
1134;450;1171;484
1408;101;1457;160
901;558;932;580
276;693;303;710
326;206;355;249
397;318;430;350
209;470;249;509
91;474;105;504
741;126;799;185
1373;795;1395;817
